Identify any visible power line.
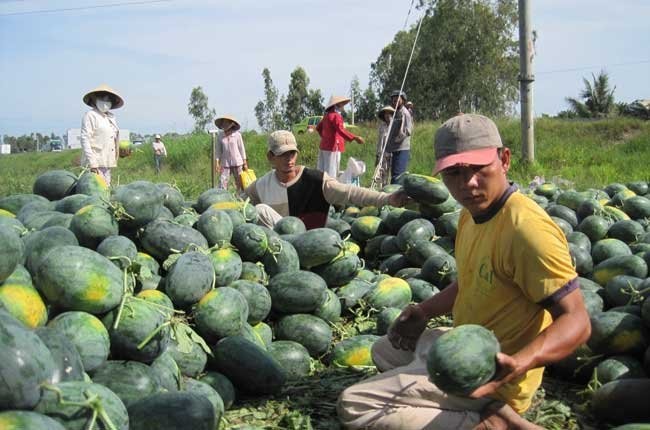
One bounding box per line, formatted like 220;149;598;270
537;60;650;75
0;0;173;16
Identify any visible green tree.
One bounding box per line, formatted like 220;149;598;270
255;68;284;132
284;67;311;126
349;76;363;124
187;86;216;133
306;89;324;116
356;84;381;122
565;71;616;118
371;0;519;120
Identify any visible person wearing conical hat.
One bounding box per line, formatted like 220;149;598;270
214;115;248;193
374;105;396;189
152;134;167;174
315;95;365;179
79;84;124;186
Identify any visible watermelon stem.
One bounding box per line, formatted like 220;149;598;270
112;268;135;330
39;385;119;430
137;320;171;350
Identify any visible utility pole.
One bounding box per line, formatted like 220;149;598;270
209;129;218;188
519;0;535;162
350;91;355;125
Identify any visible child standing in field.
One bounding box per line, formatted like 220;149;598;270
374;105;395;189
214;115;248;193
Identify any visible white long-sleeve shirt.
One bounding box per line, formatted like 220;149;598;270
80;108;119;168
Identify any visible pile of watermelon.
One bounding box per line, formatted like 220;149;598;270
1;169;649;428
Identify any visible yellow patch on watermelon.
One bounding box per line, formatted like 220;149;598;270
0;208;16;218
211;201;240;211
344;348;372;366
83;273;110;303
602;205;630;221
76;204;94;215
412;173;441;184
0;284;47;328
198;289;218;306
213;248;235;260
344;241;361;255
0;416;19;428
376;277;409;294
593;267;624;286
344;206;360;216
610;330;644;353
93;172;109;188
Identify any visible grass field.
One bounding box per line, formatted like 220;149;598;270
1;117;649;198
1;117;649;429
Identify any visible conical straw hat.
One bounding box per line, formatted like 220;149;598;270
83;84;124;109
325;95;351;111
214;115;241;131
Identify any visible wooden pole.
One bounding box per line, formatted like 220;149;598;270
210;130;217;188
519;0;535;162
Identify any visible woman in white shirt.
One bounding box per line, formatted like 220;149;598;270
80;84;124;186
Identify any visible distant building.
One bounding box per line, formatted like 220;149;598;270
0;144;11;155
66;128;130;149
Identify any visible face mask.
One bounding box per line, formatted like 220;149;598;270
95;98;112;113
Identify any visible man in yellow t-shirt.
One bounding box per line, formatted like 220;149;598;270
337;114;591;430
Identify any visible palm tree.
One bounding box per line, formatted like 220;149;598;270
565;70;616;118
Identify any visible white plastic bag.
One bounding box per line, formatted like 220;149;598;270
338;157;366;185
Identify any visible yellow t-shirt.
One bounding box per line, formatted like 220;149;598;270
452;189;577;413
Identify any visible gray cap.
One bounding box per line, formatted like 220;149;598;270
390;90;407;101
433;114;503;174
268;130;299;156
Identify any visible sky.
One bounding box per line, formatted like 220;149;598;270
0;0;649;138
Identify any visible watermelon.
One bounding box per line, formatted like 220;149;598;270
34;245;124;314
166;251;215;309
547;204;579;228
90;360;162;407
588;311;648;356
139;219;209;262
379;235;401;257
604;275;646;307
262;238;301;277
364;276;412;310
0;225;22;283
434;211;460;239
23;226;78;275
199;371;236;410
208;247;243;286
34;381;129;430
405;239;448;267
292;228;344;269
0;309;56;410
608;220;645;244
267;270;327;314
396;218;435;252
420;253;458;288
56;194;96;214
0;193;49;215
311;251;362;287
578;215;611;242
591;379;650;425
326;217;352;237
336;279;374;310
378;253;410;276
150;350;182;392
35;326;85;383
74;172;110;198
210;200;258;223
252;321;273;348
313;288;342;323
351;216;384;244
33;169;77;200
426;325;500;396
211;335;286;394
196;208;233;247
402;173;449;204
592;255;648;286
594;355;646;385
331;335;380;368
274;216;307;235
381;208;422;234
275;313;332;357
569;243;593;276
101;294;171;363
418;195;459;219
69;204;119;249
194;188;235;213
182;377;224;427
157;183;186;216
194;287;249;341
229;279;272;325
267;340;312;380
591;238;631;265
128;392;215;430
96;235;138;270
166;334;208;378
48;311;110;372
0;278;47;328
376;307;402;335
239;261;268;284
112;180;164;228
0;411;66;430
407;278;439;303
